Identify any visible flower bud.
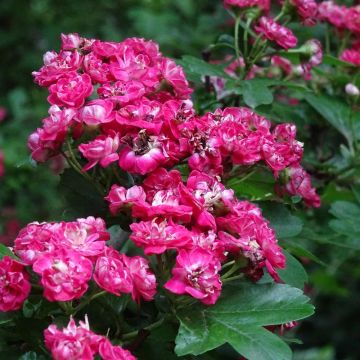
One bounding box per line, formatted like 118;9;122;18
345;83;360;96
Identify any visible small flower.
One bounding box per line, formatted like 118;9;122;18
255;17;298;49
79;133;120;171
165;248;222;305
0;256;31;312
47;71;93;108
94;248;133;296
33;249;93;302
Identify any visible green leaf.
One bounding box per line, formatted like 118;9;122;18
242;80;274;109
304;93;359;145
260;203;303;238
227;170;275;201
278;251;308;289
176;55;230;83
0;244;18;260
328;201;360;249
175;283;314;359
322;54;355;67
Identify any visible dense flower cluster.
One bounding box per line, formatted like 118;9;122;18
44;317;136;360
10;217;156;303
29;34;192;169
29;34;319;206
106;167;287;304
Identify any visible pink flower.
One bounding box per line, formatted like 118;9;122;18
28;128;61;162
130;219;192;255
132;189;193;223
160;59;192;99
14;222;57;264
255;17;298;49
55;218;107;257
79;133;120;171
33;249;93;302
105;184;146;215
48;71;93;108
32;50;83;87
118;131;167;175
340;49;360;67
271;56;293;75
77;99;114;126
93;248;133;296
345;6;360;35
83;53;114;84
224;0;270;12
0;256;31;312
285;165;320;207
290;0;318;26
164;248;222;305
44;317;102;360
122;255;157;302
99;339;136;360
98;80;145;105
41;105;77;142
61;33;83;50
318;1;348;29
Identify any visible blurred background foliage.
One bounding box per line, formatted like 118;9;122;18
0;0;360;359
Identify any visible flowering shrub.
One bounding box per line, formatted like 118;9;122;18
1;0;360;359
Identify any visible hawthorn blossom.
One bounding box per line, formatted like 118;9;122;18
33;249;93;302
93;248;133;296
122;255;157;302
255;17;298;49
79;133;120;171
130;219;192;254
47;71;93;108
164;248;222;305
105;184;147;215
0;256;31;312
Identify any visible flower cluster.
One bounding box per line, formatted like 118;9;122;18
107;167;287;304
318;1;360;67
29;33;192;171
10;217;156;303
44;316;136;360
26;34;320;310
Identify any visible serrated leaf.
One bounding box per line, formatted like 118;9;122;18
328;201;360;249
260;203;303;238
176;55;230;83
278;251;308;289
175;283;314;359
242;80;274;109
305;93;360;144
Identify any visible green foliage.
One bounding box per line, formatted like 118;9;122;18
175;283;314;359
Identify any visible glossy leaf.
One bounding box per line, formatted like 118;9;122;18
175;283;314;358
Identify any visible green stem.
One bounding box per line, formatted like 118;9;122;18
73;291;107;314
243;17;253;59
234;16;243;66
221;262;243;279
222;274;244;283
